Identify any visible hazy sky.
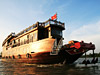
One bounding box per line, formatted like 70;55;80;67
0;0;100;53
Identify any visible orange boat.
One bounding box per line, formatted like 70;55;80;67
2;19;95;64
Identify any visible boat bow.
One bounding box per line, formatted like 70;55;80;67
61;40;95;55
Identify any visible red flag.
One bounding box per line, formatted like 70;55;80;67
51;13;57;20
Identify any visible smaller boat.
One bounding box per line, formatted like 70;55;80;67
60;40;95;64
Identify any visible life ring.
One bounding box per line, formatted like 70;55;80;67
26;53;31;58
18;54;21;59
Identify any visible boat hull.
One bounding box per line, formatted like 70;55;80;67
64;51;83;64
2;40;95;64
2;51;65;64
1;50;83;64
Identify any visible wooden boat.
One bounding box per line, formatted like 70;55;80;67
2;19;95;64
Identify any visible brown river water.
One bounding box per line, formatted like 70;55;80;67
0;58;100;75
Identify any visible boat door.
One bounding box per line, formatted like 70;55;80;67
50;38;58;55
50;38;63;55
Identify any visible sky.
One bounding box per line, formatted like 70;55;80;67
0;0;100;53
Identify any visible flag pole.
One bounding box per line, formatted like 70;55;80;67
56;12;57;21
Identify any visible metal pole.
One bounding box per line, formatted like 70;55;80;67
93;50;95;59
85;52;86;61
85;52;87;65
56;12;57;21
93;50;95;64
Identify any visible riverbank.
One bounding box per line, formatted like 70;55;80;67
81;53;100;58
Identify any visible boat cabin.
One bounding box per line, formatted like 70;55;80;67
2;19;65;50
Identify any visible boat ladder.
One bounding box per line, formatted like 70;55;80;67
50;38;63;55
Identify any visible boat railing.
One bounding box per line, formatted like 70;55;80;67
15;19;64;38
6;37;34;49
44;19;65;28
2;32;15;46
38;22;45;27
36;19;65;28
16;23;38;37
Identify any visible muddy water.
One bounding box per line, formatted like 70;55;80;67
0;58;100;75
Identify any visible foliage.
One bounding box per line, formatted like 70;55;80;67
81;52;100;58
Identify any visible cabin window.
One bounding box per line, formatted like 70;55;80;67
29;35;31;42
51;28;62;37
32;36;33;42
18;39;20;46
34;33;37;40
30;35;33;42
20;40;22;45
29;35;33;42
27;35;29;43
38;28;48;40
21;40;23;45
24;39;26;44
6;48;8;50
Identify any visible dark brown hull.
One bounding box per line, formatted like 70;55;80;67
2;51;65;64
2;50;84;64
64;51;83;64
